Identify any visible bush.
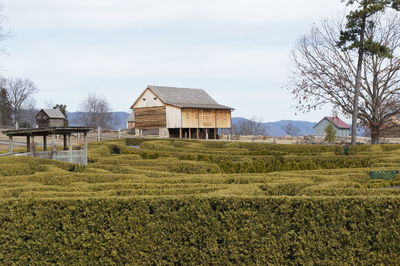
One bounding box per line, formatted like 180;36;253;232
0;198;399;264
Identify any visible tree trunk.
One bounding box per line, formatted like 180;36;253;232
351;14;367;146
371;124;380;144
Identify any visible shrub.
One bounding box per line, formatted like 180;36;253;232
0;198;399;264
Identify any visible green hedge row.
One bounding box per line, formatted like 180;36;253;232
0;197;399;265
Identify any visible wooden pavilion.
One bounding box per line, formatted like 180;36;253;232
3;127;92;165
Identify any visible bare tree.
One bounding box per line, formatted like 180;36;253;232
5;77;38;126
234;116;267;136
288;13;400;144
281;122;301;136
77;93;113;129
19;98;37;128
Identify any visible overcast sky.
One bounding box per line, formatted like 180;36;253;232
0;0;347;122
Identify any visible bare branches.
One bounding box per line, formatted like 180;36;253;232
77;93;113;129
234;117;267;136
5;77;38;125
288;13;400;143
281;122;301;136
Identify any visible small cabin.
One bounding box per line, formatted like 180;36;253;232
313;116;350;137
130;85;234;139
35;109;66;128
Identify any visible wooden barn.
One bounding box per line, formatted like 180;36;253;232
130;86;234;139
35;109;66;128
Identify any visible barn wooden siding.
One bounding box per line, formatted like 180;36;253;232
182;109;231;128
135;107;167;129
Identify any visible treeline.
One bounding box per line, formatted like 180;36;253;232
0;77;38;128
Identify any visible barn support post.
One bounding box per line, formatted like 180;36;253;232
214;128;217;140
84;132;88;165
196;128;200;140
189;128;192;139
43;135;47;151
63;134;67;150
27;136;31;152
206;129;209;140
179;128;183;139
8;136;13;153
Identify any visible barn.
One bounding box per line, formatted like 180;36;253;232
313;116;351;137
130;86;234;139
35;109;66;128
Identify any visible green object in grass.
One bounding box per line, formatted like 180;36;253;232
343;146;350;155
369;170;399;180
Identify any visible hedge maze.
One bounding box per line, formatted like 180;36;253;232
1;139;400;264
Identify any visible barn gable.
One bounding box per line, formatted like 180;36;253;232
131;85;233;110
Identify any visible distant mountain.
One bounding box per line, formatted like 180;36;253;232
232;117;316;137
66;113;316;135
67;112;130;130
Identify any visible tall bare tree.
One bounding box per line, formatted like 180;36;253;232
77;94;113;129
6;77;38;126
338;0;400;145
281;122;301;136
288;14;400;144
234;117;267;136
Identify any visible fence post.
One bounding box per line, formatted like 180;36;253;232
8;136;13;153
97;127;101;142
118;129;122;139
84;132;88;165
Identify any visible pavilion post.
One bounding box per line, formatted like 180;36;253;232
8;136;13;153
63;134;67;150
27;136;31;152
84;132;88;165
31;136;35;152
68;133;73;163
43;135;47;151
68;134;72;151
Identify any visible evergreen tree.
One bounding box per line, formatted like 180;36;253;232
325;124;337;142
0;88;12;126
338;0;400;145
53;104;67;118
53;104;68;126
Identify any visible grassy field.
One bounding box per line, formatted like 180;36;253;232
1;139;400;264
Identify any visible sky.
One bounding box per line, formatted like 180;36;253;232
0;0;347;122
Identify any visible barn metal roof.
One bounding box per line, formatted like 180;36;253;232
36;109;66;119
145;85;233;110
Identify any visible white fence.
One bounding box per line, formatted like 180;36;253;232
33;150;87;165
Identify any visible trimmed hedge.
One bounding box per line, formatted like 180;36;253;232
0;197;399;265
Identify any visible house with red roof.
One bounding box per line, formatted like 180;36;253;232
313;116;350;137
